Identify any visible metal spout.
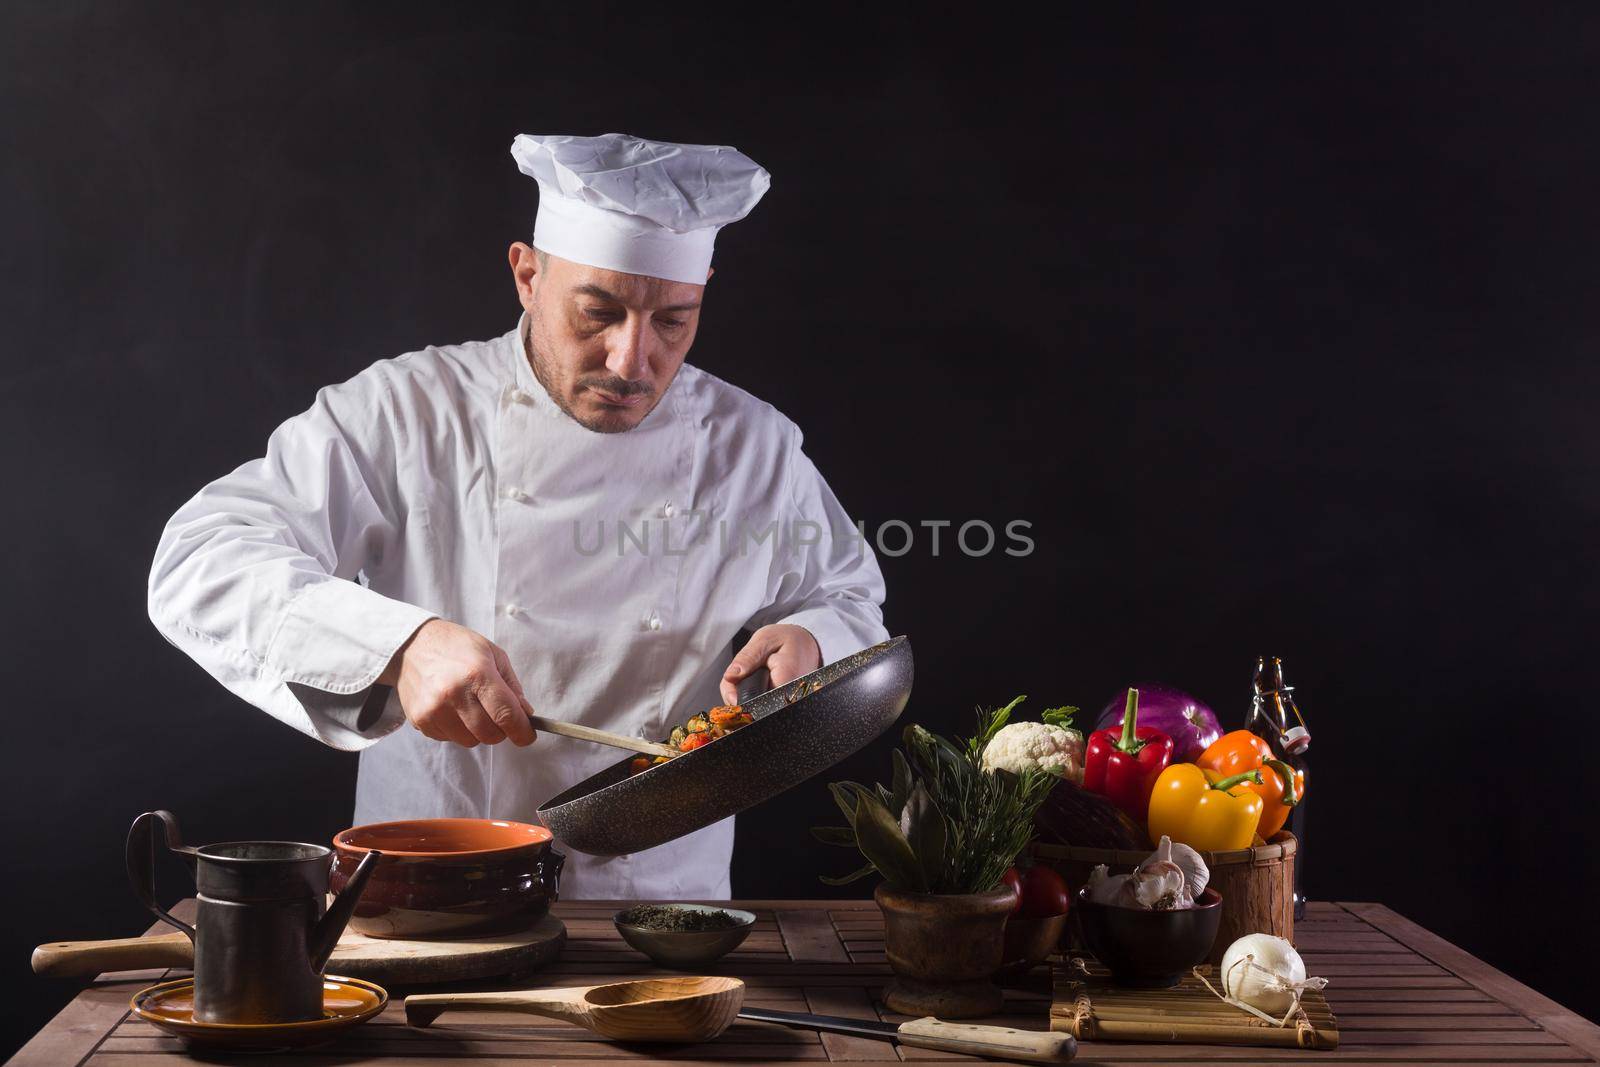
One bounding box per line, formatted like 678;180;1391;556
309;849;380;971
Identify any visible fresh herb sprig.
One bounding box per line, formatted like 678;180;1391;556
813;697;1060;895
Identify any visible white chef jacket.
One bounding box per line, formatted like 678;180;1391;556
147;316;888;899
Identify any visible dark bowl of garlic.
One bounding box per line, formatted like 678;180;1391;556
1074;835;1222;987
1077;885;1223;987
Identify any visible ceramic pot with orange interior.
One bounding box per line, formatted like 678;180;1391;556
329;818;563;939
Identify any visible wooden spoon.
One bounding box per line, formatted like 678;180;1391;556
527;716;679;759
406;978;1076;1061
406;976;743;1042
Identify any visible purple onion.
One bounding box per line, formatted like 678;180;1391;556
1094;683;1222;763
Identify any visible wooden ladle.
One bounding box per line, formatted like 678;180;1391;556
406;976;743;1042
406;977;1077;1061
526;716;678;759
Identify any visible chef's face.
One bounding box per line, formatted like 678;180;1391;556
509;243;710;434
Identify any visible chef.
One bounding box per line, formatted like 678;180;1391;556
147;132;889;898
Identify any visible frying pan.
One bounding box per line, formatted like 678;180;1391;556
538;636;913;855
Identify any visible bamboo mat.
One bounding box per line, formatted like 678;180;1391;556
1052;958;1340;1050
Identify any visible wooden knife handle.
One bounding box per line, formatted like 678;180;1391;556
32;933;194;977
896;1017;1077;1062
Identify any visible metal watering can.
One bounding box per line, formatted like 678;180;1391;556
126;810;381;1024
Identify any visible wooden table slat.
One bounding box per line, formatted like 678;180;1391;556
802;985;902;1061
778;910;851;963
1341;901;1600;1063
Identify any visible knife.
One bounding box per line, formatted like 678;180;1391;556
738;1007;1076;1062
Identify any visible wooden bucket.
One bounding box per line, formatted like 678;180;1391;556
1032;831;1296;965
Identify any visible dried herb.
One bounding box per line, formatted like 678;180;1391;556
617;906;742;931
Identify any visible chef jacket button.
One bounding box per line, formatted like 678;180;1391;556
662;501;675;518
647;613;662;632
501;603;521;617
508;387;532;405
500;485;528;503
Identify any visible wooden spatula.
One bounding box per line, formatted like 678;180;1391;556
405;978;1076;1061
526;716;678;759
406;976;744;1041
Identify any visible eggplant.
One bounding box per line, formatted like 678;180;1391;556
1033;778;1147;851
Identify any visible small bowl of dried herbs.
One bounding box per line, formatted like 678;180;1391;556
612;904;757;968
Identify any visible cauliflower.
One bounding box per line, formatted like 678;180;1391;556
980;721;1084;783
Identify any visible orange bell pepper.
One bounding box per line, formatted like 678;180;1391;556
1196;730;1303;838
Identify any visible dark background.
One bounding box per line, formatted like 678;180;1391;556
4;1;1597;1056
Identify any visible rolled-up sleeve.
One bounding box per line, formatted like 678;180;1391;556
147;368;436;750
747;425;889;665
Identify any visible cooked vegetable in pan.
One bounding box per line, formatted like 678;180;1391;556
628;704;754;775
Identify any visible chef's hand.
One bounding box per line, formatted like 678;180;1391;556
721;624;821;705
379;619;539;748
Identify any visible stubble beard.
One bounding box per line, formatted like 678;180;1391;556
522;317;657;435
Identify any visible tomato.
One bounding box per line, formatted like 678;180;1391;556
1001;867;1024;914
1014;865;1070;918
679;732;713;752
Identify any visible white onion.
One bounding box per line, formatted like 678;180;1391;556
1220;934;1308;1015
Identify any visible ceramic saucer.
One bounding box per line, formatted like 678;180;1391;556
130;975;387;1051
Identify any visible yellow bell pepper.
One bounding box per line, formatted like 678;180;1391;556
1146;763;1265;852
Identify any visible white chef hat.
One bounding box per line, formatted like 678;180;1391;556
511;132;771;285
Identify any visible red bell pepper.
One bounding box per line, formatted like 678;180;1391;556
1083;688;1174;823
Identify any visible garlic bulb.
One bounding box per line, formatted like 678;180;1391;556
1128;836;1189;909
1083;864;1130;905
1169;840;1209;898
1084;838;1206;911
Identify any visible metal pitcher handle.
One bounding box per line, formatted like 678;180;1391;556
125;810;197;942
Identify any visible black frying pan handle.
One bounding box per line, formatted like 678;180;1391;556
125;810;197;942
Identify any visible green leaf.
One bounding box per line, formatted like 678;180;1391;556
968;695;1027;759
902;782;948;890
828;781;862;825
811;825;858;847
1041;705;1079;729
908;723;965;774
849;789;928;892
820;862;878;886
890;749;913;817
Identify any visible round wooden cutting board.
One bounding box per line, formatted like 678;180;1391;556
32;915;568;987
326;915;568;985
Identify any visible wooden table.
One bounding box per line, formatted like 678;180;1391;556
13;900;1600;1065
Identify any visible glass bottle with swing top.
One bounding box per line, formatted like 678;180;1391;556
1246;656;1311;920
